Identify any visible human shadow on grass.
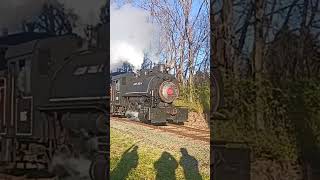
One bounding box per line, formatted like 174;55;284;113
110;145;139;180
154;151;178;180
179;148;202;180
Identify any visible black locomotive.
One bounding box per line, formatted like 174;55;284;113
110;64;188;125
0;28;108;180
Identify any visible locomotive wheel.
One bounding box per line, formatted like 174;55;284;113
138;112;149;123
89;154;109;180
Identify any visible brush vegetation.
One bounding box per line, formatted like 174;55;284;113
174;82;210;114
214;77;320;162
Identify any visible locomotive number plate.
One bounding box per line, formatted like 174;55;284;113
20;111;27;122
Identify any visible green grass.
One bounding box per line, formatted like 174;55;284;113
110;129;210;180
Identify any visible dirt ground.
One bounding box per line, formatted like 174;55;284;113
183;112;210;130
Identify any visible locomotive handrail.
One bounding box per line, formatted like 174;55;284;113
38;104;108;114
49;96;108;102
49;49;92;96
50;49;89;81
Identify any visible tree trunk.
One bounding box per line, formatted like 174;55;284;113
178;40;185;86
254;0;265;130
188;46;194;102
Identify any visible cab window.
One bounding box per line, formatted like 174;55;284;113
17;59;31;95
115;80;120;91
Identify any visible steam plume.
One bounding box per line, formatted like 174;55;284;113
0;0;46;33
58;0;106;35
51;155;91;180
110;3;159;71
0;0;106;35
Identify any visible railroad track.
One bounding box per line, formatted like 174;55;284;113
111;117;210;143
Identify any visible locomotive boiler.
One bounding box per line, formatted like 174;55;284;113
0;30;108;180
110;64;188;125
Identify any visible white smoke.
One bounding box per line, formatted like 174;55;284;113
0;0;106;35
0;0;47;33
110;3;159;71
50;154;91;180
59;0;104;25
58;0;106;35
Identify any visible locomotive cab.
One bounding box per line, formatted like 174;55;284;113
0;33;109;179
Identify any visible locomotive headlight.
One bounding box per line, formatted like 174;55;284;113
159;81;179;103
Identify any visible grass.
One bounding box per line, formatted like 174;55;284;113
110;128;210;180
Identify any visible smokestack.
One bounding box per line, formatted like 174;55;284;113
1;28;8;37
84;25;97;48
25;23;35;32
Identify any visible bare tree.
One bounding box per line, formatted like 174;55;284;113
135;0;209;102
23;3;78;35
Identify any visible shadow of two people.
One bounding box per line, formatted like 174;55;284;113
111;146;202;180
154;148;202;180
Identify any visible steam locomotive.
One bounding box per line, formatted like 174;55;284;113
0;30;108;180
110;64;188;125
